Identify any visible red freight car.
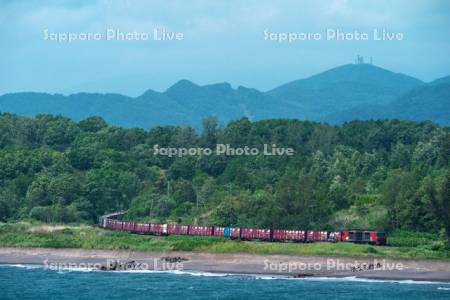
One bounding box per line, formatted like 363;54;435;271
213;226;225;237
188;226;213;236
149;223;167;235
167;224;189;235
272;229;286;241
230;227;241;239
306;230;328;242
328;231;341;242
122;221;135;232
213;227;241;238
111;220;124;230
257;228;271;240
241;228;271;240
286;230;306;241
273;229;306;242
134;223;150;234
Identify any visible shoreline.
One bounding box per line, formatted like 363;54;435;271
1;247;449;282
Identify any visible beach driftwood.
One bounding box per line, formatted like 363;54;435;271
161;256;188;263
293;273;314;278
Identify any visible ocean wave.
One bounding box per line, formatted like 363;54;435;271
92;270;450;285
0;264;281;279
107;269;286;279
90;269;232;276
171;270;234;277
1;263;99;273
0;264;42;270
0;263;234;276
2;264;449;285
289;276;450;285
56;267;97;273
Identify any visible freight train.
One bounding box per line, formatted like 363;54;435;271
98;212;387;245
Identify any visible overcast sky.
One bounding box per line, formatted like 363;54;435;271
1;0;449;96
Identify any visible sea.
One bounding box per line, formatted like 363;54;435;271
0;264;449;300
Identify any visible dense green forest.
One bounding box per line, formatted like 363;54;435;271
0;113;449;242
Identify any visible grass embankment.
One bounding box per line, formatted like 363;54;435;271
0;222;448;260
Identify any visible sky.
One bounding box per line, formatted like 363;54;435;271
1;0;450;96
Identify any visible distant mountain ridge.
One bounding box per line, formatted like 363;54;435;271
327;76;450;124
268;64;424;120
1;64;449;128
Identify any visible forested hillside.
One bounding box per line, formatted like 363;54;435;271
268;63;422;119
328;79;450;124
0;113;449;241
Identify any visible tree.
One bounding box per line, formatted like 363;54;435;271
171;126;197;148
424;173;450;244
212;198;238;226
0;199;10;221
68;134;103;170
168;157;195;180
36;115;79;150
29;206;53;222
201;116;219;148
327;175;349;210
172;180;196;205
382;171;423;230
78;116;107;132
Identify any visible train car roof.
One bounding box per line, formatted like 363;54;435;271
101;211;128;218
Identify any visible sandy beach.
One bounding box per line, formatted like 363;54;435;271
0;247;449;282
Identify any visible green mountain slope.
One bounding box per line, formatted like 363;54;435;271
1;64;448;128
268;64;423;120
328;77;450;125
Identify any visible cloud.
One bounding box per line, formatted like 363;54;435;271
0;0;449;95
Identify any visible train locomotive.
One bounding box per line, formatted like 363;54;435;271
98;212;387;245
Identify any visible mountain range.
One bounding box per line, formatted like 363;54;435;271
1;64;449;129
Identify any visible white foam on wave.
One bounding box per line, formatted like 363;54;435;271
171;270;233;277
1;263;97;273
288;276;450;285
437;287;450;290
96;269;237;277
57;267;97;273
0;264;42;270
75;270;450;284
